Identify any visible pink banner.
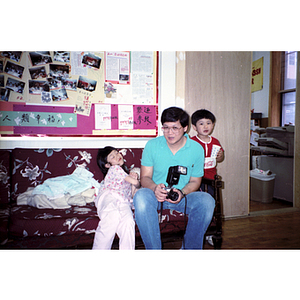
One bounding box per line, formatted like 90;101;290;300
13;104;93;135
133;105;156;130
10;103;157;136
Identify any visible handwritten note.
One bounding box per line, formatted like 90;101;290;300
95;104;111;129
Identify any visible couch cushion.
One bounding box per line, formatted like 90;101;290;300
8;202;186;239
4;209;187;249
159;209;187;234
9;202;99;238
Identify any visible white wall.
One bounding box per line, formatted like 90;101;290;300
251;51;270;118
0;52;177;150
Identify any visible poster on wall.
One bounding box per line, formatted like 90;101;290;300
104;51;156;105
93;103;157;136
95;104;112;130
0;51;158;137
105;51;130;84
251;57;263;92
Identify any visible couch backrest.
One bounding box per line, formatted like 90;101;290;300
0;150;11;205
10;148;143;203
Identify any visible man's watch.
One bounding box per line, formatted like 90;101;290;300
179;189;186;197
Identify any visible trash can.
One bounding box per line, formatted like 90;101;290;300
250;169;276;203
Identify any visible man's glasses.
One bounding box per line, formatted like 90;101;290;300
162;126;182;133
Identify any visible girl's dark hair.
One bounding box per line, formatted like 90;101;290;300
161;106;189;128
97;146;128;177
191;109;216;125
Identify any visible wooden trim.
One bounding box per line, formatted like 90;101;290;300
269;51;282;127
294;51;300;208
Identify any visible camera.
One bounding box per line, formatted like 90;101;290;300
165;165;187;202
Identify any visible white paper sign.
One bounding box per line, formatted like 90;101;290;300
118;105;133;130
211;145;221;158
95;104;111;129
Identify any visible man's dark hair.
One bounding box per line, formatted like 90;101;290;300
161;106;189;128
191;109;216;126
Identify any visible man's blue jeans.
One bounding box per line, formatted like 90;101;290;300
133;188;215;249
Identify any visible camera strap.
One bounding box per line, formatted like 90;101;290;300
160;192;188;249
178;189;188;247
182;194;187;249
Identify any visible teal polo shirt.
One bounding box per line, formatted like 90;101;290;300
141;134;204;190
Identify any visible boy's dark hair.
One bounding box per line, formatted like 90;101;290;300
97;146;128;177
191;109;216;125
161;106;189;128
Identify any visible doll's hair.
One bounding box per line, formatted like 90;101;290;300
97;146;128;177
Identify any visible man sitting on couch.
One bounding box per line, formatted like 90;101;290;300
133;106;215;249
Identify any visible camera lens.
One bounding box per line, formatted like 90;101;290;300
167;189;179;201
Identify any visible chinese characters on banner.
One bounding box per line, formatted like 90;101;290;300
94;104;156;131
133;105;154;129
251;57;263;93
0;111;77;127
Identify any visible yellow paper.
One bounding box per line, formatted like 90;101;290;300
251;57;263;92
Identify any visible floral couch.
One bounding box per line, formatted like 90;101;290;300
0;147;191;249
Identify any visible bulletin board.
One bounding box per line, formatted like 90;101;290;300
0;51;158;137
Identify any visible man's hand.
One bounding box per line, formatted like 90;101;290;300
154;183;168;202
165;188;184;204
154;184;183;204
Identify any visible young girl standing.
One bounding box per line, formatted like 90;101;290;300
92;146;140;250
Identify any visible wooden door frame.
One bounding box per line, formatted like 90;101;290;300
268;51;281;127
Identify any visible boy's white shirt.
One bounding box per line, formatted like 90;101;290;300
195;135;216;170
